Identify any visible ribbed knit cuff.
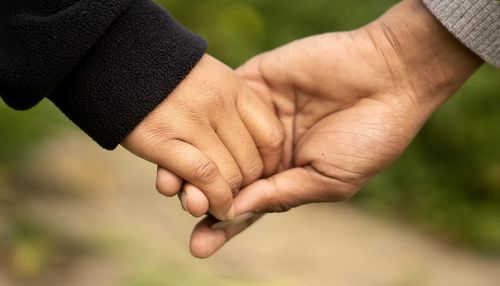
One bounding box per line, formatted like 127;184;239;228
422;0;500;68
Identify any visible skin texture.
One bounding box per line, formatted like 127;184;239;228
122;54;284;221
166;0;482;258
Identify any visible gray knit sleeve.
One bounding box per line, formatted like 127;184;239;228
422;0;499;68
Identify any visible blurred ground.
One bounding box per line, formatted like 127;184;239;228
1;132;499;286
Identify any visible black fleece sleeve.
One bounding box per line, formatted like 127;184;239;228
0;0;207;149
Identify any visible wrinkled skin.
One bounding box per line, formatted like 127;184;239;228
153;0;481;258
187;0;481;258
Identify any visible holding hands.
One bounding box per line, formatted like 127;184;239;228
1;0;493;263
156;0;481;257
122;54;284;221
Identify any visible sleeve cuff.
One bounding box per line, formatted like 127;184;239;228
48;0;207;149
422;0;500;68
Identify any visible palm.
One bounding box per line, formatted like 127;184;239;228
189;0;482;257
238;32;433;204
190;31;447;258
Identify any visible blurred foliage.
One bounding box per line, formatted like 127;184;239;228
0;4;499;283
360;65;500;252
0;100;67;166
1;93;72;283
162;0;398;66
0;216;90;281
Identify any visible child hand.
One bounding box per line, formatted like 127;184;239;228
122;54;284;220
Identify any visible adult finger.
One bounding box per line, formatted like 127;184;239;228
188;166;355;257
231;167;358;215
190;213;264;259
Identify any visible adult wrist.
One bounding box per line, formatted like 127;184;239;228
366;0;483;103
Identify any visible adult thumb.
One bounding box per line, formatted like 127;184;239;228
232;166;357;215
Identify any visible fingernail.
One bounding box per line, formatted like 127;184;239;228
211;212;256;230
225;206;235;220
181;192;188;211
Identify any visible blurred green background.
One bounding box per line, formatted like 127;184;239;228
1;0;499;285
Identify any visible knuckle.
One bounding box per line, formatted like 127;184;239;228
264;193;286;213
262;178;288;212
143;120;176;144
193;160;219;183
226;173;244;192
243;159;264;184
264;126;285;151
272;201;294;213
309;161;363;201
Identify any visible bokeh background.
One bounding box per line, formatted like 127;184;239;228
1;0;499;285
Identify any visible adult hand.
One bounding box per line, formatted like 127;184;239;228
122;54;284;221
188;0;482;257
